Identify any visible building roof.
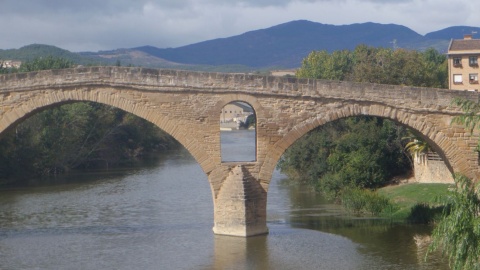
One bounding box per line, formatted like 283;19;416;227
448;37;480;54
231;102;254;113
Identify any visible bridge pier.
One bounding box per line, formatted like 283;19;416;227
211;165;268;237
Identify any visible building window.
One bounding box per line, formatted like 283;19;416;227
470;73;479;84
469;56;478;66
454;74;463;84
453;57;462;67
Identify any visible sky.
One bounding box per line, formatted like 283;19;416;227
1;0;479;52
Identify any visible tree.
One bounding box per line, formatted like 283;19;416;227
428;174;480;270
19;56;74;72
277;117;410;198
296;45;448;88
296;50;352;80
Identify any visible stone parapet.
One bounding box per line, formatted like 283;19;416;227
1;67;479;236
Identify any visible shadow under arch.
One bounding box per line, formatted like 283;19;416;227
0;89;215;177
259;103;464;190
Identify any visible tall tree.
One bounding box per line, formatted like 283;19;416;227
296;45;448;88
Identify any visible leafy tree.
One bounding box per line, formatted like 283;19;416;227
428;174;480;270
351;45;391;83
278;117;410;198
297;45;448;88
296;50;353;80
19;56;74;72
422;48;448;88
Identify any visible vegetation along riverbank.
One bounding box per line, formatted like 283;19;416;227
278;44;480;269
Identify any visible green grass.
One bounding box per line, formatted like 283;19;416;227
377;183;453;220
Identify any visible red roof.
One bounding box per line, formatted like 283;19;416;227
449;39;480;52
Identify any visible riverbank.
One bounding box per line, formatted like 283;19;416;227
378;182;453;221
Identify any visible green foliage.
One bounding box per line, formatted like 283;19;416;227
0;60;17;74
19;56;74;72
428;174;480;270
407;203;444;224
451;97;480;131
277;117;411;198
0;102;178;184
243;114;256;129
341;187;394;216
296;50;353;80
297;45;447;88
378;183;452;220
0;56;178;185
402;130;431;157
0;44;103;66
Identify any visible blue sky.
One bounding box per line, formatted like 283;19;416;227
1;0;479;52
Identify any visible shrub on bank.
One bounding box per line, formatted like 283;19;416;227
339;183;451;223
341;187;394;216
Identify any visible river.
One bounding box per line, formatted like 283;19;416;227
0;130;448;269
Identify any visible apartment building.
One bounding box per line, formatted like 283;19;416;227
448;34;480;91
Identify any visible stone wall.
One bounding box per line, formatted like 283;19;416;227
1;66;479;236
413;154;454;183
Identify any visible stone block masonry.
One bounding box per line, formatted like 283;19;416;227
1;66;479;236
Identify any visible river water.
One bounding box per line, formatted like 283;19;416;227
0;130;448;269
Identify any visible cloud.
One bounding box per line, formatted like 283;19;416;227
0;0;479;52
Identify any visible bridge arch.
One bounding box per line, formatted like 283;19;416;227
2;67;480;237
214;94;261;163
0;88;216;176
259;103;474;189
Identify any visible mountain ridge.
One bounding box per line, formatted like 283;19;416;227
2;20;480;70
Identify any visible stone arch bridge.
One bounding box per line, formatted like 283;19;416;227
1;66;479;237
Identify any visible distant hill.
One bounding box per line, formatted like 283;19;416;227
0;44;101;66
86;20;480;69
2;20;480;70
425;26;480;40
132;20;429;68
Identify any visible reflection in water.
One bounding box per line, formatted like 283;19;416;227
0;131;448;269
277;177;448;269
221;130;256;162
212;235;270;270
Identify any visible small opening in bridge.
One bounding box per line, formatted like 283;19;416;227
220;101;256;162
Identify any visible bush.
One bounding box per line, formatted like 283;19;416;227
341;187;367;214
341;187;393;216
